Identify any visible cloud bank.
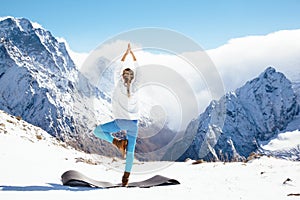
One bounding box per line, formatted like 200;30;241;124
69;29;300;130
56;37;89;69
207;29;300;92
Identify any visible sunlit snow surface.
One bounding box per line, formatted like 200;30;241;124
1;110;300;200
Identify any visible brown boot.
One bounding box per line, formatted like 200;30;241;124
122;171;130;187
112;138;128;158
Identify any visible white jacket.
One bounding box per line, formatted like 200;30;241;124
112;61;140;120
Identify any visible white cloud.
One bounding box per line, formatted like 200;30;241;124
69;50;89;69
56;37;89;68
67;29;300;130
207;29;300;92
135;50;216;129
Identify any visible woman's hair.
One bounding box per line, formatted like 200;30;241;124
122;68;134;97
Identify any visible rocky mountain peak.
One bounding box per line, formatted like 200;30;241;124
176;67;299;161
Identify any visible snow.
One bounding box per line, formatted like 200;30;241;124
0;16;43;30
262;130;300;151
1;110;300;200
0;16;14;21
31;21;44;30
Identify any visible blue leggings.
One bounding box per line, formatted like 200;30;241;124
93;119;138;172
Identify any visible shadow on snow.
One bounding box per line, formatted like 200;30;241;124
0;183;100;192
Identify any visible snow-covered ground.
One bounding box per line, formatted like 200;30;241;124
0;110;300;200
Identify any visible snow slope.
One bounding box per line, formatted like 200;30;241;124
1;110;300;200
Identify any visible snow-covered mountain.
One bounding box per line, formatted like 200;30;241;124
171;67;300;162
0;17;117;155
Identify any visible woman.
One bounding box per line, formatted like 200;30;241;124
93;43;140;187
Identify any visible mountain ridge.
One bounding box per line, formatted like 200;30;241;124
166;67;300;162
0;16;117;155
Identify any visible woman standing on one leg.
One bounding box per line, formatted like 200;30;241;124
93;43;140;187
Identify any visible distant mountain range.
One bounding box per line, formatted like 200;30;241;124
165;67;299;161
0;17;299;162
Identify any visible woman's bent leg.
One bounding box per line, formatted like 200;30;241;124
93;120;120;143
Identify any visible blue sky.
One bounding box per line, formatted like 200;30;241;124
1;0;300;52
